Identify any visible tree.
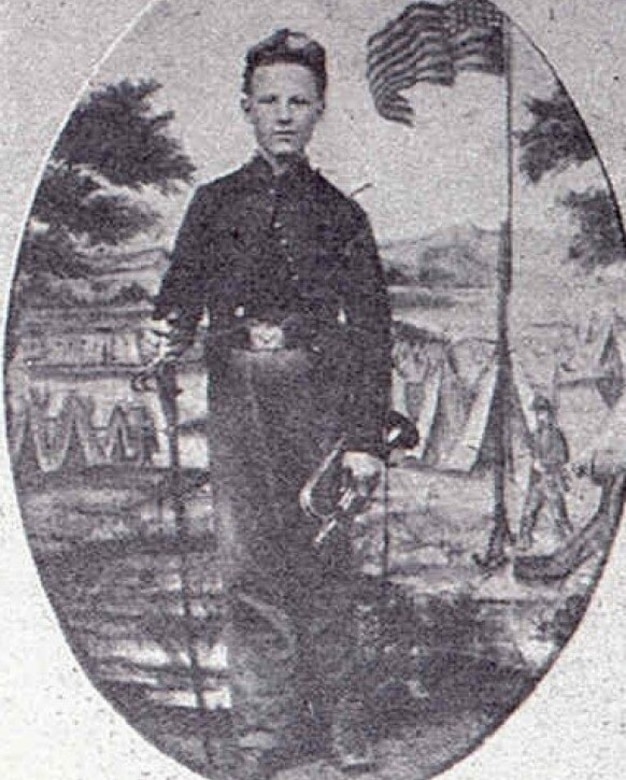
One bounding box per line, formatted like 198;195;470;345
518;85;625;271
17;79;195;283
54;79;194;194
518;86;595;184
561;188;626;270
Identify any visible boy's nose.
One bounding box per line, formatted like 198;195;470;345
277;101;293;122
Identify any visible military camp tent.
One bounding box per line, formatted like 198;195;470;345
580;392;626;477
441;355;536;475
392;322;468;467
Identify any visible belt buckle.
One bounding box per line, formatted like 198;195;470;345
248;322;286;351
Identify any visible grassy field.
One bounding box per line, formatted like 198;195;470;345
16;458;614;779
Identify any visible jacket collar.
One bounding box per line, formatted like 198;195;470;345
243;153;316;190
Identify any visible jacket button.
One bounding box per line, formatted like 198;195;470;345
280;237;289;247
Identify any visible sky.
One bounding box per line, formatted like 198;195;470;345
86;0;607;247
86;0;604;243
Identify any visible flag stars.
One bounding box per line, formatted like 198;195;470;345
444;0;503;35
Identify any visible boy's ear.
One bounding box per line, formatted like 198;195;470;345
241;94;252;118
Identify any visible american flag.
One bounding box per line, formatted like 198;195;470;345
367;0;505;126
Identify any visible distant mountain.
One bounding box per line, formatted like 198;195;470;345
379;223;500;289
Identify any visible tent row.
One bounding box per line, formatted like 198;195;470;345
9;322;623;478
9;393;159;474
392;327;622;475
393;350;538;474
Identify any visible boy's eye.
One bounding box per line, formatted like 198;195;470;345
258;95;278;105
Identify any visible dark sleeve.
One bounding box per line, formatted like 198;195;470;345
152;188;210;344
340;209;392;457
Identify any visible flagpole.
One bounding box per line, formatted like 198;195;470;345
367;0;520;570
477;14;515;569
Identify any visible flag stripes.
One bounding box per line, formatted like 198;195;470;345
367;3;453;123
367;0;505;125
367;2;444;61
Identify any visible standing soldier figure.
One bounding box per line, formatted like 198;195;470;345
518;395;574;551
151;29;391;779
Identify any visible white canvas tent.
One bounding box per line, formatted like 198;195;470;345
441;355;536;474
412;359;468;465
560;317;624;406
21;393;102;473
580;392;626;477
557;381;608;463
12;393;158;474
411;362;443;462
392;329;468;467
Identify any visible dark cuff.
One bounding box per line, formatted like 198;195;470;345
344;425;386;460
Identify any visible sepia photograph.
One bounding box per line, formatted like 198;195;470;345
2;1;626;778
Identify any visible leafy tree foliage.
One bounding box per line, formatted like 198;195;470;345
54;79;194;194
18;79;194;280
519;85;624;271
518;86;595;184
561;188;626;270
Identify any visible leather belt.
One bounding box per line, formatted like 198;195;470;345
208;317;343;352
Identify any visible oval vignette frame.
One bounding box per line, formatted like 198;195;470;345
3;1;624;780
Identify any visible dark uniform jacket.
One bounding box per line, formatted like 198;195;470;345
154;154;392;455
531;423;569;475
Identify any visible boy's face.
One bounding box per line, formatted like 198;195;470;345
242;62;324;162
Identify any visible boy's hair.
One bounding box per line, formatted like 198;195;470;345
242;29;327;98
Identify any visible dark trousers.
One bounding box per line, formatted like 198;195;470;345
209;349;361;749
520;472;573;543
